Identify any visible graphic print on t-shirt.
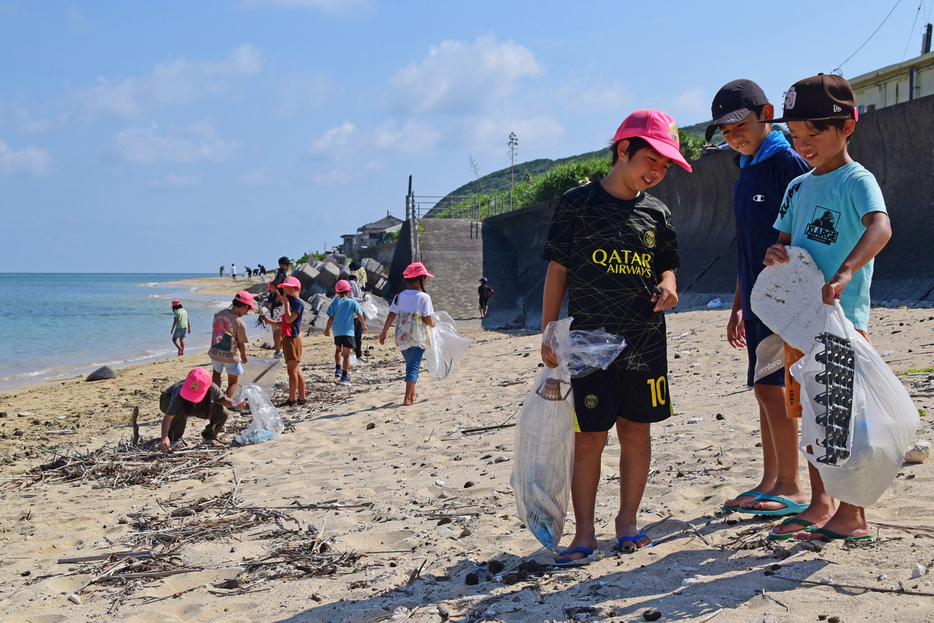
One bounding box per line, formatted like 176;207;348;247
805;206;841;245
212;317;233;352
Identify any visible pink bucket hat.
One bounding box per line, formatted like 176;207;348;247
233;291;255;310
180;368;211;403
334;279;351;293
612;109;692;172
277;276;301;290
403;262;434;279
171;299;180;306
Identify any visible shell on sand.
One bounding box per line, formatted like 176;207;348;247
750;246;826;352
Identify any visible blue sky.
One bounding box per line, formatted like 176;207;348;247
2;0;930;272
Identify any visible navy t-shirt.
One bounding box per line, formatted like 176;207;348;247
282;296;304;337
733;148;809;320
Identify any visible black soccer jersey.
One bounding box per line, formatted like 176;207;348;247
541;181;679;372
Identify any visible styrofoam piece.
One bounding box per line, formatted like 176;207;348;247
750;246;826;352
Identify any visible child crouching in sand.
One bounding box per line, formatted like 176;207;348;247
379;263;436;406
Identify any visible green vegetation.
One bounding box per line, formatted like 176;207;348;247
896;367;934;376
382;230;400;243
920;409;927;417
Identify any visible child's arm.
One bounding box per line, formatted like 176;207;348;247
764;232;793;265
727;278;746;348
422;314;436;328
171;318;177;333
356;313;367;333
324;316;333;337
824;211;891;304
187;318;191;333
541;260;568;368
652;270;678;312
379;312;396;345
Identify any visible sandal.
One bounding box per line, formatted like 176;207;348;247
278;399;297;407
296;399;307;405
170;439;187;450
200;438;224;448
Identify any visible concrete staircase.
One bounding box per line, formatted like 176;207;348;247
417;219;520;328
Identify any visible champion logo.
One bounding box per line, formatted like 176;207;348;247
753;194;765;203
833;104;842;113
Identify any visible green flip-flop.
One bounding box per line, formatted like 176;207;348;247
720;490;766;512
733;494;809;517
767;517;816;541
809;527;874;542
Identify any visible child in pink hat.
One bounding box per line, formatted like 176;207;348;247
324;279;367;383
208;291;253;401
260;277;306;406
379;263;437;406
158;367;245;450
170;299;190;356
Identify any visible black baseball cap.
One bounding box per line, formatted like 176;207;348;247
766;74;857;124
706;79;769;141
278;256;291;265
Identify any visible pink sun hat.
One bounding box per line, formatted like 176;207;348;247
180;367;211;403
403;262;434;279
171;299;180;306
612;109;692;172
233;291;255;311
277;276;301;290
334;279;351;293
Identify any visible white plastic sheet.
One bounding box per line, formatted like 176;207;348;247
792;301;920;506
425;311;472;381
361;296;378;320
239;356;282;398
232;383;285;445
511;317;626;551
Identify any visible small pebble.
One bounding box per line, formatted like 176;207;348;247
465;572;479;586
366;423;376;430
828;617;841;623
464;481;475;488
68;594;80;604
493;456;509;463
912;563;926;579
642;609;662;621
878;573;887;581
687;417;702;424
715;413;724;420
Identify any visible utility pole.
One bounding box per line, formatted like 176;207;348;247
507;132;518;191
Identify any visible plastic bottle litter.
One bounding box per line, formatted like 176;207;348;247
232;383;284;446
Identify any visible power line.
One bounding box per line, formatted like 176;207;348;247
904;1;923;60
835;0;903;72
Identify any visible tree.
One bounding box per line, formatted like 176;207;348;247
468;155;484;194
678;129;704;162
507;132;519;190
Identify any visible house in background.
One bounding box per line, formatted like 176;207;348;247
340;212;403;253
850;24;934;113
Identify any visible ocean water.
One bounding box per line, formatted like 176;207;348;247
0;273;267;390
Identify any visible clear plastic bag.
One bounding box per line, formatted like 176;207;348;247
232;383;285;446
361;296;378;320
511;317;626;551
792;301;920;506
239;356;282;398
425;311;472;381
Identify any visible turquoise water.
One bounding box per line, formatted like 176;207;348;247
0;273;267;390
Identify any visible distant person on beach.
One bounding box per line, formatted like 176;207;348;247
159;367;245;450
540;109;689;564
231;263;237;282
347;274;367;360
208;291;253;400
257;264;267;282
762;74;891;542
244;266;252;282
260;277;306;406
477;277;493;319
267;256;292;359
219;266;225;278
379;262;436;406
325;280;366;383
170;299;191;356
708;79;809;518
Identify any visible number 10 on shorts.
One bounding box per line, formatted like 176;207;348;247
646;376;667;407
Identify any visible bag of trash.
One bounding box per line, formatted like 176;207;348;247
239;356;282;398
425;311;472;381
511;317;626;551
792;301;920;507
361;296;378;320
232;383;285;446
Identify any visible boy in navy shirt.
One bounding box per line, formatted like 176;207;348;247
260;276;306;406
708;80;810;518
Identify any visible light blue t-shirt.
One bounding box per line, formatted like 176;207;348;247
774;162;887;331
326;297;363;337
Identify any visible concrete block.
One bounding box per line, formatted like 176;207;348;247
333;253;346;265
315;261;341;289
310;293;333;314
292;263;320;290
312;312;330;331
321;254;338;266
371;276;390;297
310;282;327;295
362;258;386;285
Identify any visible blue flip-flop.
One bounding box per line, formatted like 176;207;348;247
733;494;809;516
720;490;766;512
554;546;604;566
613;532;653;553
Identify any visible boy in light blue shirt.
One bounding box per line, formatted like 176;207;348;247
324;280;367;383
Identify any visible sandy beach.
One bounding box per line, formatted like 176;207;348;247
1;306;933;622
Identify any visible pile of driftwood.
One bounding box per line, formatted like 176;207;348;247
1;442;232;491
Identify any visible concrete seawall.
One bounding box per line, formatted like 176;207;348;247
481;93;934;327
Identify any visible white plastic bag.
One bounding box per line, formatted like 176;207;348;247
425;311;472;381
511;317;626;551
361;296;378;320
239;356;282;398
792;301;920;507
232;383;285;445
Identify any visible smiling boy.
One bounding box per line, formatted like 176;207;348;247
708;80;810;518
540;109;690;563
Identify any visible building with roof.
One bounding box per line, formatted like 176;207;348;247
850;25;934;113
340;212;403;253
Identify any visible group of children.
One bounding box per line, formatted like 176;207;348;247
544;73;890;565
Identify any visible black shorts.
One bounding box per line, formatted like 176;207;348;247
571;367;672;431
334;335;355;349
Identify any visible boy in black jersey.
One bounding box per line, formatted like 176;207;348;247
541;109;691;563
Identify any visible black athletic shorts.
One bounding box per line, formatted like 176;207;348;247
571;367;672;431
334;335;355;349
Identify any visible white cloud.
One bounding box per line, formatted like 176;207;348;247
0;139;51;175
149;173;201;189
278;74;330;115
558;80;633;113
16;107;72;134
241;0;372;12
313;160;386;186
76;44;263;118
310;119;441;161
110;122;239;163
311;121;357;156
239;167;271;185
465;115;564;153
388;35;543;115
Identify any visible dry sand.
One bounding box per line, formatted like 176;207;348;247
1;306;933;622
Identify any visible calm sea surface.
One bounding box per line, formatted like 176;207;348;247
0;273;266;390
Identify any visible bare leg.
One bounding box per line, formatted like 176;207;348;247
341;347;351;373
178;336;185;356
796;502;869;540
771;445;836;535
286;360;304;401
172;337;181;356
211;369;223;393
225;374;239;400
403;380;418;405
273;326;282;354
615;419;652;549
560;431;608;560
